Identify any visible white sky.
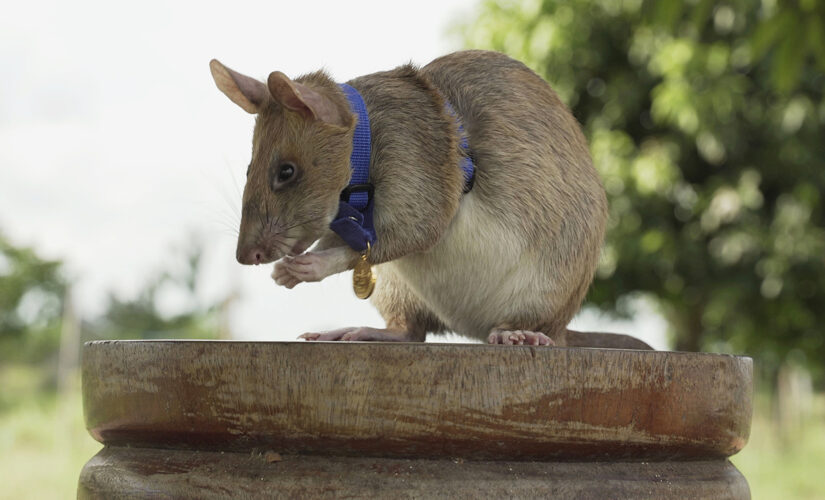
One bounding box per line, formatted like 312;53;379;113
0;0;667;349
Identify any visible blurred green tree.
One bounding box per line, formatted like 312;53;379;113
0;230;221;361
462;0;825;382
87;240;221;341
0;230;221;409
0;232;66;363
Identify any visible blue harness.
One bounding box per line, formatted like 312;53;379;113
329;83;475;253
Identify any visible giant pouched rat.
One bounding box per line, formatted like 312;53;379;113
210;50;650;349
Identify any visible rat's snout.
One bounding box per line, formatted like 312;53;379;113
235;207;296;266
236;201;286;266
234;194;329;266
236;215;268;265
237;245;266;266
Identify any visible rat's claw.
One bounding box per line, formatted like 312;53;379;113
488;328;554;346
509;331;526;345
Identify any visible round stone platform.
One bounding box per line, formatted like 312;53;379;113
78;341;752;498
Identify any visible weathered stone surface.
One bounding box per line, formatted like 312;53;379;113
78;446;750;500
82;341;752;461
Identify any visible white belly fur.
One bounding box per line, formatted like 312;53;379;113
387;193;555;340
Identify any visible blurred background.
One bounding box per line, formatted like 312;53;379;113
1;0;823;498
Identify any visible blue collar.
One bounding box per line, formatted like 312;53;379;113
445;102;476;193
329;84;376;253
338;84;373;210
329;83;475;253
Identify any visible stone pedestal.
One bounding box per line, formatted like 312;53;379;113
78;341;752;498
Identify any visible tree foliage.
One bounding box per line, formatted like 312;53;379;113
0;231;220;368
462;0;825;381
86;240;221;342
0;232;66;362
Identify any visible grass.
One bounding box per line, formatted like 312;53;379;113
1;365;823;499
0;367;101;500
732;394;825;500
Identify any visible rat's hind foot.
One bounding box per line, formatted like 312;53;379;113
299;327;414;342
487;329;554;346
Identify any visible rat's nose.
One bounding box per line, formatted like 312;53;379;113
237;246;265;265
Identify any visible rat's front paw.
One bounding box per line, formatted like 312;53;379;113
271;250;343;288
272;259;302;289
285;252;330;281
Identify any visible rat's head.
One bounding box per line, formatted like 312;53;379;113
210;60;354;265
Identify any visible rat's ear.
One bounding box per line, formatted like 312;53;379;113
209;59;267;114
267;71;348;126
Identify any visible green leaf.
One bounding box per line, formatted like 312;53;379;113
690;0;715;32
651;0;684;29
750;10;796;62
773;25;806;93
807;16;825;72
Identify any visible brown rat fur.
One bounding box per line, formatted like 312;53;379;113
210;51;650;349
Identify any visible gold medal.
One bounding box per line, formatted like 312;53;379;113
353;242;376;299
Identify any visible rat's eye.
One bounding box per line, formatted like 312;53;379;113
278;163;295;182
270;161;299;191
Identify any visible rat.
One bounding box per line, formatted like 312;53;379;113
210;50;650;349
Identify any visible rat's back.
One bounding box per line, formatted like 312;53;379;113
422;50;605;248
409;51;607;337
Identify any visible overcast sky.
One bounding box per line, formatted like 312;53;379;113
0;0;666;348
